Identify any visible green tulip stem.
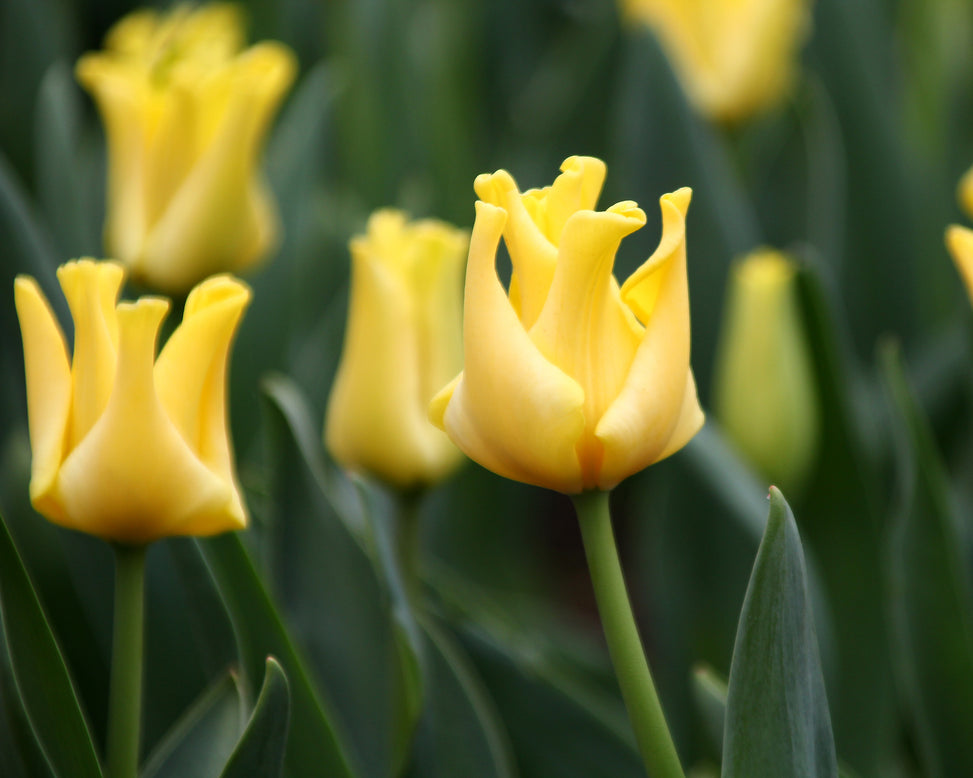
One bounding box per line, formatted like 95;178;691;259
107;543;147;778
394;490;423;608
572;490;684;778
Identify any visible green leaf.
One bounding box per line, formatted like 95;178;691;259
434;568;644;778
691;665;728;758
791;260;896;773
0;512;103;778
141;673;243;778
260;374;420;778
694;664;859;778
409;619;515;778
219;658;291;778
881;343;973;777
198;532;354;778
722;488;837;778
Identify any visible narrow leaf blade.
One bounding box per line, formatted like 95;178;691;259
0;513;103;778
722;488;837;778
219;657;290;778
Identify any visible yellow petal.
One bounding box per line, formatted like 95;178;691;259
528;202;646;487
139;42;296;291
75;58;151;264
57;260;125;451
155;274;251;526
474;168;558;328
597;189;697;481
13;277;72;520
55;298;236;543
326;238;459;487
947;225;973;303
437;201;586;492
522;156;607;244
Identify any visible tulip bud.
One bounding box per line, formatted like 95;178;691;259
619;0;810;122
14;260;251;544
430;156;704;493
713;250;819;494
76;4;296;293
946;224;973;303
326;210;468;489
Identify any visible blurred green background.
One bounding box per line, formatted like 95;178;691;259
3;0;973;776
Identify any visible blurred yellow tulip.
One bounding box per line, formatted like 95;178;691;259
430;156;704;494
76;4;296;293
620;0;810;122
15;260;251;544
326;210;468;488
946;224;973;302
713;250;819;494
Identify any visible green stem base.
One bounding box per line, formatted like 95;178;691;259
572;490;684;778
107;543;147;778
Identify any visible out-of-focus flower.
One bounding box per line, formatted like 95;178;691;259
430;156;704;494
713;250;819;494
946;224;973;301
76;4;296;293
326;210;467;489
620;0;810;122
14;259;251;544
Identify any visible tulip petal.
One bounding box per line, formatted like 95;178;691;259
155;275;251;525
597;189;697;485
74;57;150;265
57;260;125;451
946;225;973;303
14;278;72;520
522;156;607;245
474;169;558;328
140;42;296;292
56;298;236;543
435;201;586;492
326;240;459;487
528;203;646;486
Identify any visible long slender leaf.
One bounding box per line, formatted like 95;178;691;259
261;373;419;778
722;488;837;778
199;533;355;778
0;513;103;778
881;343;973;777
141;672;244;778
220;658;291;778
409;618;516;778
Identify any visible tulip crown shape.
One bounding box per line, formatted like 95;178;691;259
15;260;251;544
76;3;296;293
430;156;704;493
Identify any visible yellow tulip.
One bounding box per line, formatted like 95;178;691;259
76;4;296;293
14;259;251;544
713;250;819;494
430;156;704;494
620;0;810;122
946;224;973;302
326;210;468;488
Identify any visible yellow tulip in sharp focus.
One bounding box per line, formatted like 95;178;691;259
15;260;251;544
76;4;296;293
326;210;468;489
430;156;704;494
620;0;810;122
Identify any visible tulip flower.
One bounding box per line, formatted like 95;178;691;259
430;156;704;494
619;0;810;122
14;259;251;544
326;210;467;488
76;4;296;293
946;224;973;302
713;250;819;494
